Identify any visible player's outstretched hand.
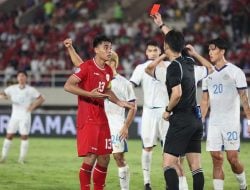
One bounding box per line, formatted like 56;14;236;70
185;44;197;57
89;88;110;98
64;38;73;48
119;125;129;140
151;13;163;27
117;100;135;109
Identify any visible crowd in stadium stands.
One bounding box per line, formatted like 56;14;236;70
0;0;250;86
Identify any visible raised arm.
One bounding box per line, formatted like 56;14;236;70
185;44;214;74
152;13;171;35
238;89;250;134
64;38;83;67
145;54;167;77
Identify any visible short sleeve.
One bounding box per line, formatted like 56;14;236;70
202;78;208;92
194;65;207;85
73;63;88;81
30;87;41;99
130;65;144;86
4;86;12;96
154;66;167;83
125;82;136;102
235;68;247;89
166;62;182;88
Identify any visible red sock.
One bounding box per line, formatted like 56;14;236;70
79;163;93;190
93;164;108;190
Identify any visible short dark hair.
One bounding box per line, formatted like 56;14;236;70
164;30;185;53
208;37;229;51
146;40;160;48
93;35;112;48
17;70;28;77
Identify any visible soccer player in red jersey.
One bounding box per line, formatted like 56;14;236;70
64;35;134;190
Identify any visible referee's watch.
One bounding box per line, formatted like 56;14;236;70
165;106;171;113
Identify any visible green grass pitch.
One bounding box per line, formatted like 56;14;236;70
0;137;249;190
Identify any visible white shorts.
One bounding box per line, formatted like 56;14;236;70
107;115;128;154
7;115;31;135
206;124;241;151
141;107;169;148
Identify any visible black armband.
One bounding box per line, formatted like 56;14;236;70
159;23;165;29
165;106;171;113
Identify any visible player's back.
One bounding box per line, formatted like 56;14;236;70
203;63;247;125
130;60;168;108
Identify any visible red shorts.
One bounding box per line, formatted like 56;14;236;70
77;123;112;157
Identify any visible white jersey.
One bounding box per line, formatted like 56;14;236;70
130;60;169;108
105;74;136;122
4;84;41;119
155;60;207;87
202;63;247;126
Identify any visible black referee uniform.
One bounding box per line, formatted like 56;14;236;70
164;56;203;156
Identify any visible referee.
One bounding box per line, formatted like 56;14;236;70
152;13;204;190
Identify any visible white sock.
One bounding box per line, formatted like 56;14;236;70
142;149;152;185
1;138;12;160
235;171;247;189
19;140;29;161
179;176;189;190
213;179;224;190
118;165;130;190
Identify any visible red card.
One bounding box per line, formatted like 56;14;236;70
150;4;160;16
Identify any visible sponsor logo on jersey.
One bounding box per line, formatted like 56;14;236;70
223;74;230;80
94;72;100;76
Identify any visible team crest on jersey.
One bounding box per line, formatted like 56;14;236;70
106;74;110;81
223;74;230;80
74;67;81;73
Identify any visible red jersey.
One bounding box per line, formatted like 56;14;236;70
74;58;113;126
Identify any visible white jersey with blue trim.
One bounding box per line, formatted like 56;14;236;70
4;84;41;119
105;74;136;122
130;60;169;108
202;63;247;126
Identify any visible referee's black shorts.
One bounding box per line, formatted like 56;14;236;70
164;111;203;156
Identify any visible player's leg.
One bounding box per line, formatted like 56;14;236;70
93;154;110;190
178;156;189;190
210;151;224;190
141;108;157;189
93;123;112;190
226;150;247;190
80;153;98;190
207;125;224;190
77;123;100;190
18;114;31;164
0;118;19;163
113;152;130;190
0;133;14;163
18;135;29;164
